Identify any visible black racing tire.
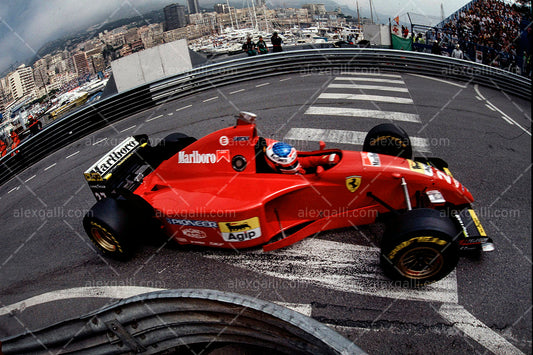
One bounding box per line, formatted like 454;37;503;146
363;123;412;159
380;208;460;287
83;197;152;261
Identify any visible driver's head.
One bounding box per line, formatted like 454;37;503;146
265;142;300;174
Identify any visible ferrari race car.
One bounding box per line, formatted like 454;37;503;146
83;112;494;286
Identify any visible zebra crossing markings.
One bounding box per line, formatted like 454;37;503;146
334;77;405;84
339;72;402;79
328;83;409;93
284;128;431;152
318;93;414;104
305;107;420;123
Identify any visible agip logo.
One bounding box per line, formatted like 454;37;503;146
219;217;261;242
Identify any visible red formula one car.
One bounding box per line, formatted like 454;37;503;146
83;112;494;286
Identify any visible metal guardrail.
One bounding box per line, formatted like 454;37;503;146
1;48;530;186
0;289;365;354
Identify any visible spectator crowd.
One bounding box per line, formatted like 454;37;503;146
431;0;531;76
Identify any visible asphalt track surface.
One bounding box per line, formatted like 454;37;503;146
0;71;531;354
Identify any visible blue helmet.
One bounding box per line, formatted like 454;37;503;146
265;142;301;174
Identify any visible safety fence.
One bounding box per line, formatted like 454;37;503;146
0;48;530;186
0;289;364;354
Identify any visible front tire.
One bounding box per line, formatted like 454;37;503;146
363;123;412;159
380;209;459;286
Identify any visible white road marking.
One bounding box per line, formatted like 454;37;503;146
65;151;79;159
279;78;292;82
284;128;431;152
474;85;531;136
92;138;108;145
305;106;420;123
409;74;468;88
176;104;192;111
256;83;270;88
204;239;457;303
438;303;525;355
318;93;414;104
119;125;136;133
335;77;405;84
44;163;56;171
328;83;409;92
146;114;163;122
274;302;313;317
340;72;402;79
24;175;36;183
230;89;245;94
167;112;174;116
203;96;218;102
7;186;20;194
0;286;165;317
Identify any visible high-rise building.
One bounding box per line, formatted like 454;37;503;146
73;52;90;78
214;3;230;14
164;4;187;31
188;0;200;14
8;64;35;101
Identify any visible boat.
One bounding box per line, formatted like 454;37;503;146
47;90;89;120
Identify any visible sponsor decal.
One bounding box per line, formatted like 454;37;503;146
361;152;381;166
167;218;217;228
408;160;434;177
345;176;362;193
468;209;487;237
84;172;103;182
178;150;230;164
190;240;206;245
176;237;188;242
219;136;229;146
233;136;249;142
86;137;139;176
218;217;261;242
181;228;207;239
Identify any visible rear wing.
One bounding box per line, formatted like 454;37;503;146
84;135;152;201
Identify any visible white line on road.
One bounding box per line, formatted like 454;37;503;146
167;112;174;116
318;93;414;104
274;302;313;317
438;303;525;355
7;186;20;194
92;138;108;145
44;163;56;171
328;83;409;93
284;128;431;152
474;85;531;136
230;89;245;94
256;83;270;88
203;96;218;102
340;72;402;79
65;151;80;159
146;114;163;122
176;104;192;111
409;74;468;88
334;77;405;84
120;125;136;133
0;286;165;317
279;78;292;82
206;239;455;302
24;175;36;183
305;106;420;122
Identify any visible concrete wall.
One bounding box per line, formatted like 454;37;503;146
111;39;192;92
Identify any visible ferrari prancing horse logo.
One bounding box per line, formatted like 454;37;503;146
345;176;362;193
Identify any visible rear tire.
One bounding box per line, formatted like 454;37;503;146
363;123;412;159
380;209;459;287
83;196;152;260
157;133;196;161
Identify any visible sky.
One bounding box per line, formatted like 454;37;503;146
0;0;470;74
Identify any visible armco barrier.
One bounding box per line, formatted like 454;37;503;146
1;48;530;186
1;289;366;354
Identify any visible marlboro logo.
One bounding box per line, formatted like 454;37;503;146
85;137;139;176
179;150;230;164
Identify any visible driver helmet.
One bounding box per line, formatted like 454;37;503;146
265;142;301;174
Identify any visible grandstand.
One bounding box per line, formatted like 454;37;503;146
412;0;532;76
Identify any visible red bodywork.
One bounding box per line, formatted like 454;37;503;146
134;119;474;251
